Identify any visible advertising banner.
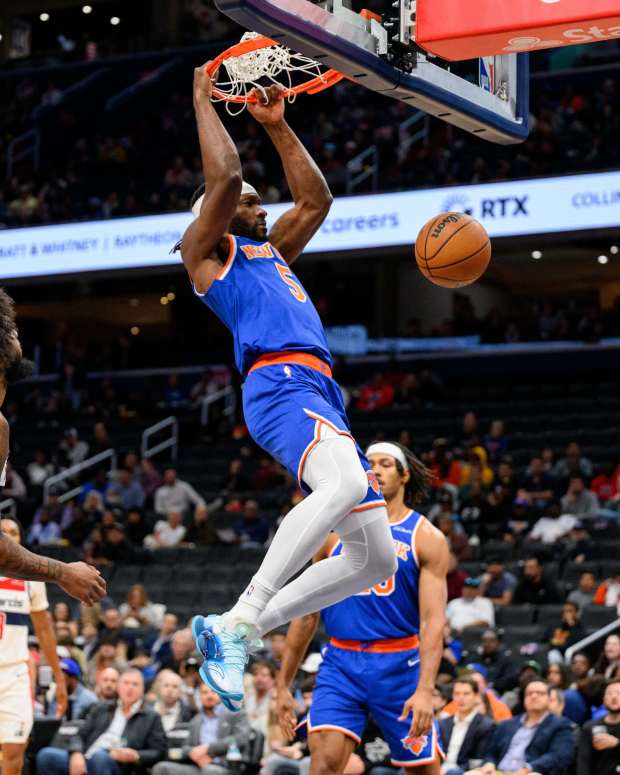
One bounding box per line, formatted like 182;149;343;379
1;170;619;280
416;0;620;60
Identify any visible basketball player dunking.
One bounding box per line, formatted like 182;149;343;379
277;442;449;775
177;66;396;709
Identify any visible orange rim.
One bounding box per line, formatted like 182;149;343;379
205;35;346;103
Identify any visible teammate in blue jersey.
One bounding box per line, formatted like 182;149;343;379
177;66;396;709
276;441;450;775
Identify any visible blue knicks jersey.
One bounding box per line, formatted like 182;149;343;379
322;510;424;641
193;234;332;377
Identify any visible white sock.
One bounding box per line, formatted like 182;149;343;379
223;431;375;630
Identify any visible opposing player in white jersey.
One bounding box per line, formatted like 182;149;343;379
0;517;68;775
0;288;105;604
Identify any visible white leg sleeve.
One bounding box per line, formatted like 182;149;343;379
255;510;396;636
224;430;388;629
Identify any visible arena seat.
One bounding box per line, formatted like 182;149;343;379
495;606;536;627
581;605;618;630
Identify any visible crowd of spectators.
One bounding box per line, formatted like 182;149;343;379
2;346;620;773
1;53;619;228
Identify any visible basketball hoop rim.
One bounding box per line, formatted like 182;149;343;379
205;35;346;104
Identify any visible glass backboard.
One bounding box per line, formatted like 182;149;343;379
214;0;529;144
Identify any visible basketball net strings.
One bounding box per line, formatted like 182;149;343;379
213;32;330;116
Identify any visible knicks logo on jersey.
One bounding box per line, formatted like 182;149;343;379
401;733;429;755
240;242;275;259
367;471;381;495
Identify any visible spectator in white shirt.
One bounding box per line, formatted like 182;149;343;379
59;427;90;467
27;449;55;486
0;462;26;499
446;578;495;633
144;511;186;549
152;670;194;732
440;677;495;775
154;468;207;519
528;500;577;544
244;660;275;744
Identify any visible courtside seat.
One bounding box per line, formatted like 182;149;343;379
535;605;564;623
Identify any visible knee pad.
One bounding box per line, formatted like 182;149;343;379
341;516;397;583
304;433;369;512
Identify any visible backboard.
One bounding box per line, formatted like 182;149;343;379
214;0;529;144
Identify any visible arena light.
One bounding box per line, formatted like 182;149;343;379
598;255;609;265
0;33;3;42
531;250;542;260
130;326;140;336
166;292;176;301
110;16;120;25
39;12;50;21
82;5;93;14
160;296;169;306
611;245;619;255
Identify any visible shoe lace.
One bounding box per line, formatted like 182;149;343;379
219;632;249;672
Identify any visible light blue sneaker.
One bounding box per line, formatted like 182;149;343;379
192;614;260;711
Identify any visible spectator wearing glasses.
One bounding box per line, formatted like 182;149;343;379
466;680;574;775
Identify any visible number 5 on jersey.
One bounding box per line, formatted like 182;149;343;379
275;263;307;303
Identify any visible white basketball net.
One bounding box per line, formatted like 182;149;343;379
213;32;328;115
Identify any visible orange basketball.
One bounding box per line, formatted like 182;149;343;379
415;212;491;288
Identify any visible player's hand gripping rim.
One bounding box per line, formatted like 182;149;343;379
399;687;434;740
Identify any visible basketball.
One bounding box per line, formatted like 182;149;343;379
415;212;491;288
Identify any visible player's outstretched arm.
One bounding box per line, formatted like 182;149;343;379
399;520;449;739
277;613;320;740
276;537;334;739
0;535;106;605
248;85;332;264
181;64;242;292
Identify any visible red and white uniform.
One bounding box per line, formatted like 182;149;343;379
0;577;48;742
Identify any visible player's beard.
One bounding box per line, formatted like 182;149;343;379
229;215;266;242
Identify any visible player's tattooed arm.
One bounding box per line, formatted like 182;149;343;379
399;520;449;739
182;63;242;292
0;534;66;582
249;85;332;264
0;533;64;582
0;536;106;605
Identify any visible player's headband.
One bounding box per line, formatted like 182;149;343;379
191;181;260;218
366;442;408;471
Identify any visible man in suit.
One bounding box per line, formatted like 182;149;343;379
36;668;167;774
152;683;251;775
440;677;495;775
466;680;575;775
152;670;195;733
